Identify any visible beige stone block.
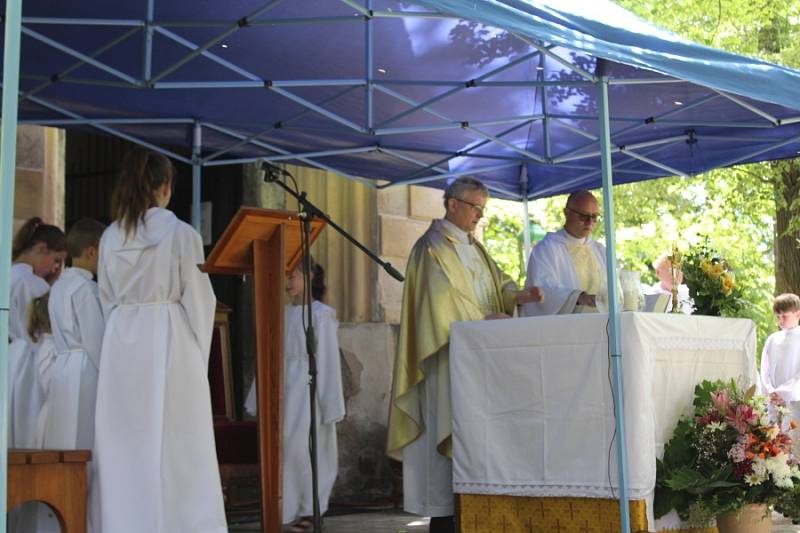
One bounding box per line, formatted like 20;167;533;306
378;255;406;324
338;323;398;421
44;128;65;228
14;169;45;221
16;125;44;170
379;215;428;259
377;182;408;217
409;185;444;220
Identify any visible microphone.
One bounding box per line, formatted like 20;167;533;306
259;160;289;182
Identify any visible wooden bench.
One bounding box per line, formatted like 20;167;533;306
8;449;91;533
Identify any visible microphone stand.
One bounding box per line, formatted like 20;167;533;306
263;164;403;533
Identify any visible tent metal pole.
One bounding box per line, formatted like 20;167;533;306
203;86;358;162
150;0;284;84
192;122;202;231
374;113;543;135
19;118;193;126
22;27;140;85
374;49;546;128
202;123;371;184
365;0;374;130
143;0;154;81
154;27;261;81
21;28;139;102
376;161;520;188
539;53;552;160
598;76;631;533
203;146;379;167
22;93;192;164
271;86;367;133
0;0;23;525
520;166;532;266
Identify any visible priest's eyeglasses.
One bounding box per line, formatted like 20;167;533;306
455;197;486;215
567;206;601;223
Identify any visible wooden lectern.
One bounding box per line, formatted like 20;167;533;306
203;207;325;532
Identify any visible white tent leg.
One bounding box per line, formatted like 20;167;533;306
0;0;24;526
598;76;631;533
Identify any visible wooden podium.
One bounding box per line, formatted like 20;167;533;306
204;207;325;532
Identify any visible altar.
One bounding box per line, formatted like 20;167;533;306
449;312;757;533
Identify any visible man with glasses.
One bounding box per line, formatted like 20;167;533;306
522;189;607;316
387;177;542;533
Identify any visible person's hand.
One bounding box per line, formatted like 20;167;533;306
577;292;596;307
516;286;543;305
484;312;512;320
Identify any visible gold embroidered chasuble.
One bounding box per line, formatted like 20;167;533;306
387;219;516;460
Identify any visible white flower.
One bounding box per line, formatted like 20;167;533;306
766;454;792;480
745;473;765;486
708;421;726;431
751;458;768;479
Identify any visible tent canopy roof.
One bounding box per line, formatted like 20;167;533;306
10;0;800;199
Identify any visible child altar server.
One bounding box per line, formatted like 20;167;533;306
93;147;227;533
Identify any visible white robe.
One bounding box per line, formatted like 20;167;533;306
523;229;607;316
34;334;57;447
245;301;345;524
759;327;800;434
44;267;104;450
94;207;226;533
8;264;55;533
8;263;49;447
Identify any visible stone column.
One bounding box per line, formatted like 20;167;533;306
13;126;65;232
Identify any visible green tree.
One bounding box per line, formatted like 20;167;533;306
613;0;800;297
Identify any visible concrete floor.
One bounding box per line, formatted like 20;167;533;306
228;509;428;532
226;509;800;532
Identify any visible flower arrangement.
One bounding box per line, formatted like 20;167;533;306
681;239;744;316
655;379;800;527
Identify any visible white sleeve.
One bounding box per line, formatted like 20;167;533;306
178;225;216;368
73;281;106;370
97;235;116;321
522;241;581;316
315;307;345;425
759;339;774;395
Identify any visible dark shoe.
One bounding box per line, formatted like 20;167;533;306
429;515;455;533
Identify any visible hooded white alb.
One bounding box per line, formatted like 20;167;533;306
94;207;226;533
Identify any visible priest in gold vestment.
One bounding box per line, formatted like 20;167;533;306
387;177;542;533
522;190;606;316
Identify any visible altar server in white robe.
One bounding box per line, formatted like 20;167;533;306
94;148;227;533
523;190;607;316
645;254;694;314
8;217;65;533
44;218;106;453
387;177;542;533
8;217;66;447
759;293;800;439
244;259;345;532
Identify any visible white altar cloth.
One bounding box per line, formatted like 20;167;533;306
450;312;756;504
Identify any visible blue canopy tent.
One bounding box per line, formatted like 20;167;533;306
3;0;800;530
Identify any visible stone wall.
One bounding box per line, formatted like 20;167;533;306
13;126;65;233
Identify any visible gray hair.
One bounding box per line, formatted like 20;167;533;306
443;177;489;208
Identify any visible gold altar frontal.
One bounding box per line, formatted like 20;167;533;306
458;494;718;533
